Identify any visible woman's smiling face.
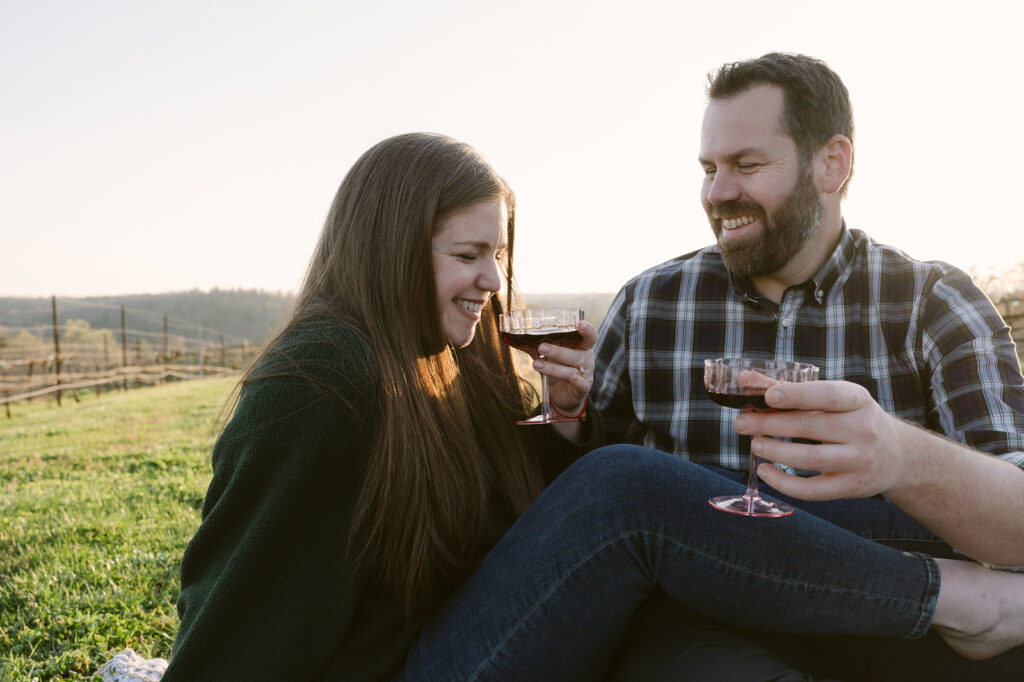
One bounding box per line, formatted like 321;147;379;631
431;199;507;348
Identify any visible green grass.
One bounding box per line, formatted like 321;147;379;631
0;377;235;681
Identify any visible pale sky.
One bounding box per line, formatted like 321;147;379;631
3;0;1022;299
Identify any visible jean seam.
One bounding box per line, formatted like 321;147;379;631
907;551;940;639
467;528;929;680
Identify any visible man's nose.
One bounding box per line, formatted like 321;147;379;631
706;170;741;205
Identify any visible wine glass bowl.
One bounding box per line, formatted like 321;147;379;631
704;358;820;517
499;308;584;425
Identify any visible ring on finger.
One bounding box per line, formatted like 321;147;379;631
578;366;586;377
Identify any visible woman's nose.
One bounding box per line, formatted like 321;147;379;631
478;257;502;293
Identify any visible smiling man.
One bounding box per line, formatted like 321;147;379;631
593;53;1024;680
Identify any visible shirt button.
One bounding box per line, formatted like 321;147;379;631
780;316;791;327
816;289;824;299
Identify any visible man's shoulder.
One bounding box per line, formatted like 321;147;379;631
851;228;966;279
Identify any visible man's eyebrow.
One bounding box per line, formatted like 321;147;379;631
698;148;762;165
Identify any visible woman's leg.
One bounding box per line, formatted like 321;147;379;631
398;445;946;681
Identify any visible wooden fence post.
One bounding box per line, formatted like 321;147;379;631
2;361;10;419
163;315;169;382
51;295;62;407
121;305;128;390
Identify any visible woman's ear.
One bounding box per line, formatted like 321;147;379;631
819;134;852;195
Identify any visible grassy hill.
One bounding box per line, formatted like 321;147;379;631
0;377;234;680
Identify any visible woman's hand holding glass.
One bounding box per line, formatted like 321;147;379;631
499;308;596;425
531;319;596;419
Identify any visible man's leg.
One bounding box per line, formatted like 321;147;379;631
606;590;843;682
609;465;1022;681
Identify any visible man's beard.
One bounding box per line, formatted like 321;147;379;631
711;165;823;278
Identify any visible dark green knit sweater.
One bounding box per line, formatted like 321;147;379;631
163;317;602;681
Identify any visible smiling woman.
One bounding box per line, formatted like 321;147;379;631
431;200;508;348
157;132;604;681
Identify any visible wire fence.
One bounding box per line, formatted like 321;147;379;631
3;293;1023;419
0;296;260;418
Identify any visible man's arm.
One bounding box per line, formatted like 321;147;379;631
746;381;1024;566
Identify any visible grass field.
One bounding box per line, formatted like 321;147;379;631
0;377;235;681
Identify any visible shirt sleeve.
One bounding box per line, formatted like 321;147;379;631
920;267;1024;469
163;323;381;680
591;282;642;444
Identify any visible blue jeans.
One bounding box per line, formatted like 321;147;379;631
608;465;1024;681
397;445;939;681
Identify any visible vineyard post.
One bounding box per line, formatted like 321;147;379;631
121;305;128;390
2;361;10;418
163;315;169;382
51;295;62;407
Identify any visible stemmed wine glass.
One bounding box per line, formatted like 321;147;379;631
704;357;820;517
499;307;584;425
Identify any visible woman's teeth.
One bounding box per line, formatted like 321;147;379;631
456;299;482;312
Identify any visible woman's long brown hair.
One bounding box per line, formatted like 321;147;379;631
237;133;542;614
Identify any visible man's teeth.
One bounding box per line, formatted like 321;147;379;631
721;215;757;230
456;299;482;312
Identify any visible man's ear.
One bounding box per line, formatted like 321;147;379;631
819;134;852;195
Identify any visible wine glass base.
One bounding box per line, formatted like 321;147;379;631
516;414;580;425
708;495;795;518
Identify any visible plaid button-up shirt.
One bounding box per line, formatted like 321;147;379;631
592;226;1024;473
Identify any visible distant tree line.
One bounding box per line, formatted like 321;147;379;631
0;289;294;347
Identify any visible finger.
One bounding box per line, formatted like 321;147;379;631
756;464;861;502
576;320;598;350
533;357;593;390
765;380;872;413
734;409;860;445
750;437;858;474
538;343;593;374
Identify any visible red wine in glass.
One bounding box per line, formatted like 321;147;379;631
499;308;584;424
704;358;820;517
707;390;772;412
500;329;584;353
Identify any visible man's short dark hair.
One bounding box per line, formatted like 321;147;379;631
707;52;855;196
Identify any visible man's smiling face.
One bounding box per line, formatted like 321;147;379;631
699;83;823;278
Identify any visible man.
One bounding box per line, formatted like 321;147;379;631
592;53;1024;680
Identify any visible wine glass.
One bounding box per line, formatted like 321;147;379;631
499;307;584;425
704;357;820;517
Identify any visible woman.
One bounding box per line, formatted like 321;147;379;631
162;133;1024;681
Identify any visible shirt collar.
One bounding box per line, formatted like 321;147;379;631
807;222;858;305
727;222;858;308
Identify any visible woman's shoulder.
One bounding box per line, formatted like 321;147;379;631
215;315;379;468
258;315;377;385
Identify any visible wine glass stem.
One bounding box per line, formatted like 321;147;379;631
745;453;762;501
539;364;552;419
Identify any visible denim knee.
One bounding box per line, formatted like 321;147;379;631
551;444;714;521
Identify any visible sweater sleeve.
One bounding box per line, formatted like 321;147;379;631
163;320;381;681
